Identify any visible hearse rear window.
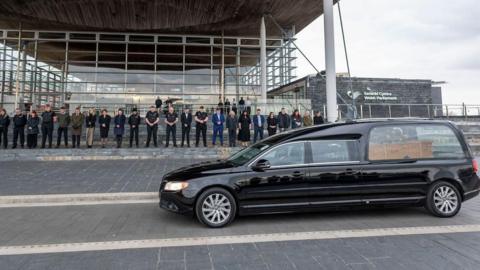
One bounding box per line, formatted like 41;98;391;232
368;124;465;160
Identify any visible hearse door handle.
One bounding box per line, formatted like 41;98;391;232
292;171;304;177
345;168;357;175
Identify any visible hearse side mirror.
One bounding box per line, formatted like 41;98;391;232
252;159;271;171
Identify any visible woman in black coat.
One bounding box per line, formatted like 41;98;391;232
98;109;111;148
291;109;302;129
237;110;251;147
113;109;126;148
26;111;40;149
267;112;277;136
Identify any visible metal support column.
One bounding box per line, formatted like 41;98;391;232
220;31;225;102
182;36;186;103
14;22;23;109
0;39;6;106
260;16;267;105
32;36;38;107
19;42;27;108
323;0;337;122
61;38;69;106
235;46;240;102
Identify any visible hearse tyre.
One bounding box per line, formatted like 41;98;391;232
195;187;237;228
425;180;461;218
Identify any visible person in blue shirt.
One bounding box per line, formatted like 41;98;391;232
211;107;225;146
252;108;265;143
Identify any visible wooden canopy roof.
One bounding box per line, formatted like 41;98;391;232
0;0;330;37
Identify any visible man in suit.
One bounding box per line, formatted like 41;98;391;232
145;106;160;147
277;107;290;132
155;97;162;113
56;106;70;148
211;107;225;146
253;108;265;143
180;107;192;147
128;108;141;148
12;108;27;149
40;104;56;148
164;106;178;147
195;106;208;147
313;111;325;125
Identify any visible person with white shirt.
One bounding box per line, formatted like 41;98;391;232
180;107;192;147
195;106;209;147
211;107;225;146
252;108;265;143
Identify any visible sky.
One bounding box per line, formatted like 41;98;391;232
294;0;480;104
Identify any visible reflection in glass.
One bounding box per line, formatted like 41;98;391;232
0;31;296;111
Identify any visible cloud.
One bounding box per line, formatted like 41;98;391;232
294;0;480;104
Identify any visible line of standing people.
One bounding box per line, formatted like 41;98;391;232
0;105;325;149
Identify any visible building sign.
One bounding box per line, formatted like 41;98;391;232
362;87;398;102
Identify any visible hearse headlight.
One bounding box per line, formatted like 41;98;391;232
164;181;189;191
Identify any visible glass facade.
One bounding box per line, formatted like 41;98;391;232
0;30;296;112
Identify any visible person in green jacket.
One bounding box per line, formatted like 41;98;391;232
70;107;84;148
56;106;71;148
303;111;313;127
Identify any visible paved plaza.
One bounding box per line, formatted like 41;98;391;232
2;232;480;270
0;159;212;195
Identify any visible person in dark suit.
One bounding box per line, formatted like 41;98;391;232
313;111;325;125
155;96;162;113
211;107;225;146
224;98;231;114
26;111;40;149
267;112;277;136
195;106;208;147
12;108;27;149
56;106;70;148
164;106;178;147
0;108;10;149
128;108;141;148
277;108;290;132
226;111;238;147
114;109;126;148
145;106;160;147
238;97;245;113
252;108;265;143
98;109;111;148
180;107;192;147
218;98;224;114
41;104;55;148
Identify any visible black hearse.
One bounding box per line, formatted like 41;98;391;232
159;119;480;228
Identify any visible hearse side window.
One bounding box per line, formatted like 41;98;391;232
260;142;305;167
310;140;359;163
368;124;465;161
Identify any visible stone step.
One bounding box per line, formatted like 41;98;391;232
0;192;158;207
0;147;241;162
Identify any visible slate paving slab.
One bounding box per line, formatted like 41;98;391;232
1;232;480;270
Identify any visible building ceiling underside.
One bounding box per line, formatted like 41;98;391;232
0;0;332;37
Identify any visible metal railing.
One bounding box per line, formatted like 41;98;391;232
6;100;480;122
335;103;480;121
